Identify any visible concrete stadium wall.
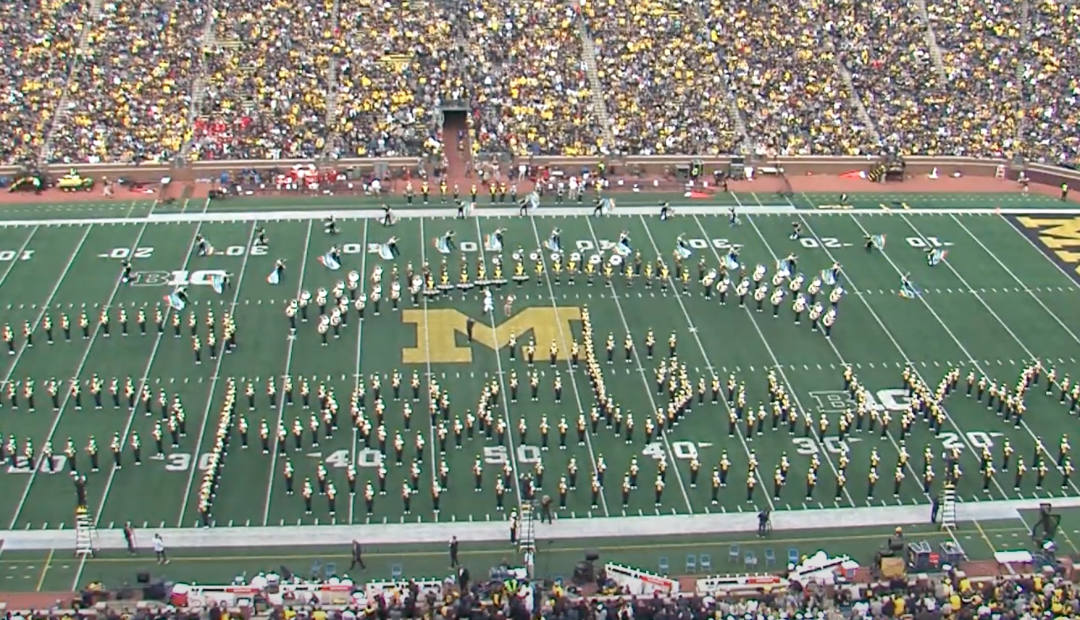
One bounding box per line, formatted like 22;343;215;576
4;156;1078;188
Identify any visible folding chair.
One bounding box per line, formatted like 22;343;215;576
391;564;403;580
310;560;323;580
658;556;670;574
324;562;337;578
685;554;697;573
764;548;776;567
700;553;712;572
744;551;758;570
728;544;740;564
788;548;800;565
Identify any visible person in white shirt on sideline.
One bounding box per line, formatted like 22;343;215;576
152;533;169;564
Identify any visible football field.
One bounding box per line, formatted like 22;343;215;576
1;190;1079;545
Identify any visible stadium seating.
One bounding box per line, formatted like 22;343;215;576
587;0;741;155
191;0;335;161
0;0;86;164
2;0;1079;165
47;0;204;164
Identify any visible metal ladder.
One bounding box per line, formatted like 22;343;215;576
75;506;97;557
940;483;958;530
518;500;537;553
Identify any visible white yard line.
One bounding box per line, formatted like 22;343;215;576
70;202;221;589
951;214;1080;346
520;215;610;517
998;212;1080;292
0;225;40;291
261;220;315;526
420;219;451;509
348;218;369;525
0;225;92;385
580;216;695;514
893;213;1080;495
724;202;865;507
7;222;147;529
638;215;776;511
817;212;1046;507
12;204;1080;229
722;207;924;508
174;222;261;526
764;196;1026;503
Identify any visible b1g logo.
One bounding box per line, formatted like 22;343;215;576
128;270;232;287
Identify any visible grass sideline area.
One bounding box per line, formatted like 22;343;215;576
1;190;1080;591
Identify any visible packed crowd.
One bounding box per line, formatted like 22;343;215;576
46;0;206;164
190;0;336;161
14;569;1079;620
0;0;85;165
830;0;955;156
1023;0;1080;167
923;0;1024;159
328;0;457;160
3;0;1080;165
709;0;879;157
453;0;604;157
586;0;741;155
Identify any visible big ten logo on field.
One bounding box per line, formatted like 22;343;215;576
0;249;33;262
1013;217;1080;284
809;388;1003;452
401;307;582;364
99;245;268;260
129;270;232;287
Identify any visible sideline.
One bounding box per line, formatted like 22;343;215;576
0;496;1072;551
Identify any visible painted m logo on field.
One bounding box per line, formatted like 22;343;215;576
401;307;582;364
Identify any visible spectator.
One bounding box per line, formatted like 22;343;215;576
191;0;335;161
47;0;206;164
0;0;85;165
713;0;879;156
455;0;604;157
587;0;741;155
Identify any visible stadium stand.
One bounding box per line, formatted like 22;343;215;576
46;0;205;165
0;0;1077;168
586;0;743;155
710;0;881;156
190;0;335;161
0;0;86;165
453;0;604;157
923;0;1024;159
1022;0;1080;167
330;0;454;160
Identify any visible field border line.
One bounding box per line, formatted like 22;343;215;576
261;220;315;526
637;214;779;511
5;223;113;529
174;220;261;526
347;218;369;526
773;195;1033;505
518;214;611;517
894;213;1080;496
72;198;217;588
580;216;695;515
949;214;1080;347
10;204;1080;229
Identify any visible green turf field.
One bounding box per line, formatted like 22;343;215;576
1;190;1080;586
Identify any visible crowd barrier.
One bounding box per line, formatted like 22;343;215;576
604;562;680;596
3;156;1077;188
